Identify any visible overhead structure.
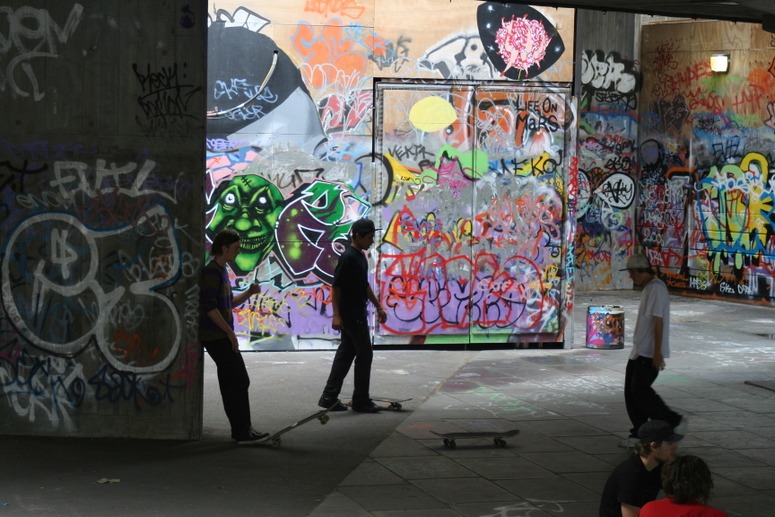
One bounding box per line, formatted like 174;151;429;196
498;0;775;30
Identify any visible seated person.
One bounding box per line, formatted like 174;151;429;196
639;454;729;516
599;420;682;517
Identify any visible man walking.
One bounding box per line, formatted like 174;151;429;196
318;218;387;413
621;253;685;448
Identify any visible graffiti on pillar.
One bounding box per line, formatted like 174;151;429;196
133;61;203;137
576;50;639;288
0;3;84;101
1;150;201;430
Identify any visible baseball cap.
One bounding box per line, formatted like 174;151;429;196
638;419;683;444
621;253;651;271
350;218;379;236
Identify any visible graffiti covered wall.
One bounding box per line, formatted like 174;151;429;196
375;82;575;344
1;1;206;438
204;0;578;349
640;21;775;302
574;11;640;290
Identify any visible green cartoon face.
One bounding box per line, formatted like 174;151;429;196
207;175;284;273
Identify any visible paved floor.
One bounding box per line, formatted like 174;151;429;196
2;290;774;516
310;291;775;517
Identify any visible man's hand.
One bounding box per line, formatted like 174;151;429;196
652;351;665;370
332;314;343;331
227;329;240;352
377;307;387;324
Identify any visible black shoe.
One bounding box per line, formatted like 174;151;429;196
318;397;348;411
329;401;349;411
234;427;269;444
351;401;381;413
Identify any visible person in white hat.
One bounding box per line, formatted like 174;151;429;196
619;253;686;448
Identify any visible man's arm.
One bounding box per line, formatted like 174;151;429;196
233;282;260;307
652;315;664;369
621;502;640;517
207;308;239;352
331;286;343;331
367;285;387;324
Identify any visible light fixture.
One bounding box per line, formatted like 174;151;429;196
710;53;730;73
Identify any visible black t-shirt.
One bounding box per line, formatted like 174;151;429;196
599;454;662;517
332;245;369;322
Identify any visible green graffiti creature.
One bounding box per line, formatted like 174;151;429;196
207;174;284;273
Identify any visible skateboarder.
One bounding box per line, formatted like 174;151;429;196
200;229;268;444
620;253;686;448
318;218;387;413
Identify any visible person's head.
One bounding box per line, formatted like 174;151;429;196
350;218;378;251
211;229;241;262
623;253;655;286
661;454;714;505
635;419;682;462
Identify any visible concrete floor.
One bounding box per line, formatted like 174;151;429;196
2;290;774;516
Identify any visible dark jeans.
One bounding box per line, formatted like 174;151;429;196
203;337;252;437
321;319;373;406
625;355;681;436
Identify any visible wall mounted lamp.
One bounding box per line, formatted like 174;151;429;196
710;53;730;73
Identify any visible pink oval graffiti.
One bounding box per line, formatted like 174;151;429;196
495;15;551;76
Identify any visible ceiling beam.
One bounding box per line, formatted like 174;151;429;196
488;1;766;25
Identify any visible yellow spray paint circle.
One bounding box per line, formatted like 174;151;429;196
409;96;457;133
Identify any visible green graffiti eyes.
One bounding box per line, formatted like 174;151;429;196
222;192;237;212
207;174;285;273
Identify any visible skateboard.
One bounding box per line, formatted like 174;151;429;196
341;394;413;411
430;429;520;449
255;408;330;448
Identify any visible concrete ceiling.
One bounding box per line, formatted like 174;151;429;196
504;0;775;28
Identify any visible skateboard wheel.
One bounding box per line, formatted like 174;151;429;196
391;403;402;410
494;438;507;448
443;438;456;449
320;415;330;425
272;439;281;448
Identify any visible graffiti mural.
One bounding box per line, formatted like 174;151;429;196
575;50;639;289
1;1;205;438
375;83;575;344
0;3;84;101
639;21;775;301
477;2;566;80
203;1;576;348
1;152;203;434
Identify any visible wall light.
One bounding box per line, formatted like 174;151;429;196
710;53;730;73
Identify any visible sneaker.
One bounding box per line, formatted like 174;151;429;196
674;416;688;435
235;427;269;445
351;401;381;413
318;397;348;411
619;436;639;448
327;400;349;412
